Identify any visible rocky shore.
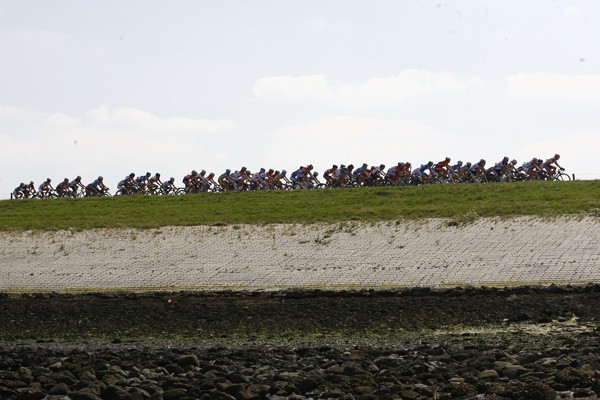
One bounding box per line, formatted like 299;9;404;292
1;286;600;399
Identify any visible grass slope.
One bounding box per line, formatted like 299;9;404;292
0;181;598;231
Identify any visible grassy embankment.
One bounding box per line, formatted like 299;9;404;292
0;180;598;231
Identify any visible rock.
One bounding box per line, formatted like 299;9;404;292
399;389;420;399
48;383;70;395
177;355;200;368
525;382;559;400
295;377;318;394
215;382;244;396
163;388;189;400
15;387;45;400
73;388;103;400
479;370;500;380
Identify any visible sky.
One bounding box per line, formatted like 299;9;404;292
1;1;599;198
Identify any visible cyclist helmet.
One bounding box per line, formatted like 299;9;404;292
555;154;560;159
169;177;174;182
226;169;231;174
76;176;81;181
46;178;51;182
260;168;265;172
146;172;151;177
98;176;103;181
445;157;451;162
511;159;517;165
332;165;338;169
362;163;368;168
129;173;135;178
348;164;354;169
200;170;206;175
480;159;486;165
156;173;160;177
427;161;433;166
308;164;313;170
456;160;463;166
192;170;198;175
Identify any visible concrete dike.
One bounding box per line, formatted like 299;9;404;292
1;216;599;292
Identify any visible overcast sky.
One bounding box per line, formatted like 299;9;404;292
1;1;599;198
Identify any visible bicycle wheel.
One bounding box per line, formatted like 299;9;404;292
555;172;571;181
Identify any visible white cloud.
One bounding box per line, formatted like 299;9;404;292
254;70;474;107
0;106;21;118
85;106;234;134
254;75;332;102
507;73;600;100
564;6;582;19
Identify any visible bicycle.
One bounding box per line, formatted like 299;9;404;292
551;169;571;181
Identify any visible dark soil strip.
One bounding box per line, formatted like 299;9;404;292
2;285;599;341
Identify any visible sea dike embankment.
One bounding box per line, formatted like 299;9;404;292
1;217;599;292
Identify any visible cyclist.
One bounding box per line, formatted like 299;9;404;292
291;165;309;188
38;178;54;198
434;157;452;178
136;172;152;193
542;154;564;177
337;164;351;186
233;167;251;190
370;164;386;185
205;172;218;191
12;182;29;199
352;163;368;182
487;157;509;181
148;173;163;194
274;169;289;189
218;169;234;191
251;168;267;190
518;158;539;180
183;170;199;192
197;170;211;191
264;169;277;189
69;176;85;197
451;160;463;171
86;176;109;196
412;162;434;184
386;162;403;184
161;177;177;194
56;178;70;197
469;159;487;181
117;173;136;194
323;165;338;186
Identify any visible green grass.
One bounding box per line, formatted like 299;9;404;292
0;180;599;231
